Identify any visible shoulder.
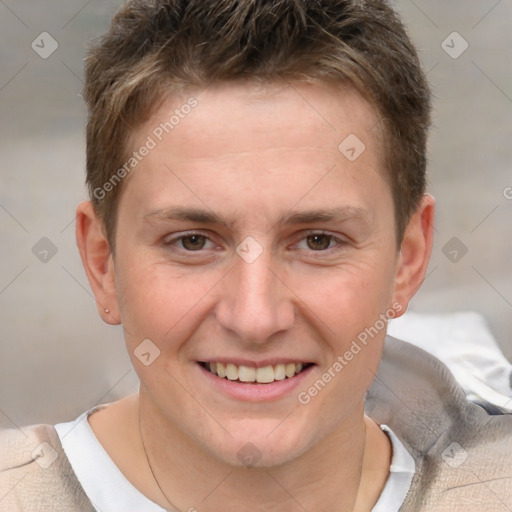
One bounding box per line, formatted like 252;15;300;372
0;423;94;511
367;336;512;511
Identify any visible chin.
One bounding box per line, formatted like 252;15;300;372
203;417;316;468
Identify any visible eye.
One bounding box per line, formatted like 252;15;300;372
305;234;333;251
180;234;208;251
163;232;215;251
295;232;346;252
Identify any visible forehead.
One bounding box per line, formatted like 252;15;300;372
141;80;381;159
120;80;388;223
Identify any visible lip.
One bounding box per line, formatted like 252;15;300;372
196;361;316;402
200;358;311;367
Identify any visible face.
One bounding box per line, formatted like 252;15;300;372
111;80;402;467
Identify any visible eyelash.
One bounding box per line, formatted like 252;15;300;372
162;230;347;255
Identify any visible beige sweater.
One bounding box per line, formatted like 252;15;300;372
1;337;511;511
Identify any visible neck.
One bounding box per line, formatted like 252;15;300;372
135;391;389;512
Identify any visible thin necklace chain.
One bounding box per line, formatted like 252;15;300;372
138;401;368;512
138;402;180;512
352;419;368;511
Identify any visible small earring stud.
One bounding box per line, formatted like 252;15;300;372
105;308;110;314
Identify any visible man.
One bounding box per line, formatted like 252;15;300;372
1;1;511;510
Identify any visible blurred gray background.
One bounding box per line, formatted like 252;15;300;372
0;0;511;428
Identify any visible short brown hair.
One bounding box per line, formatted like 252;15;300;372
84;0;431;251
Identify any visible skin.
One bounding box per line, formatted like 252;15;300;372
76;80;435;511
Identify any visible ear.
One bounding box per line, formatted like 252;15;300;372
391;194;435;317
75;201;120;325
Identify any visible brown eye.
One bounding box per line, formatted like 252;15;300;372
181;234;207;250
306;234;332;251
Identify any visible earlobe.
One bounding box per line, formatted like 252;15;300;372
75;201;121;325
391;194;435;317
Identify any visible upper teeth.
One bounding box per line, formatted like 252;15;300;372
206;362;304;383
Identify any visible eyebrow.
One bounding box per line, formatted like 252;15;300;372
142;206;369;228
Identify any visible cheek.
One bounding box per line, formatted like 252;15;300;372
113;253;171;343
289;257;396;405
290;258;396;333
113;253;219;348
114;263;195;389
293;268;392;423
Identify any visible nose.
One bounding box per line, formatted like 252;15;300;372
215;250;295;344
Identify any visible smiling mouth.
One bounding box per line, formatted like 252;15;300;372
199;361;314;384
